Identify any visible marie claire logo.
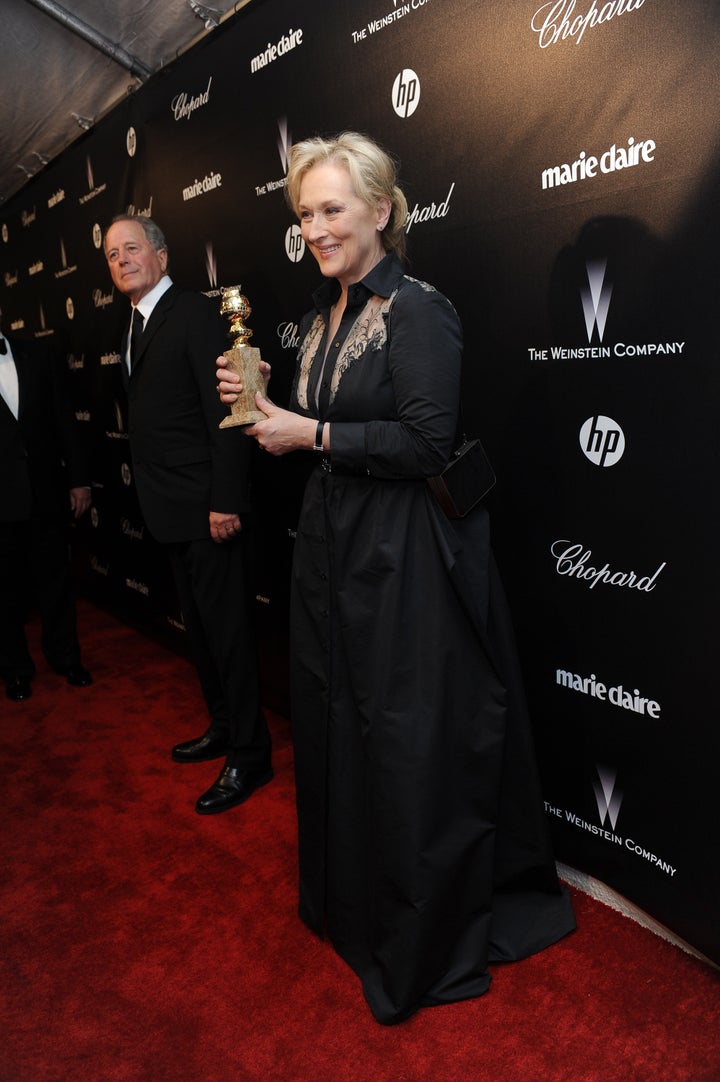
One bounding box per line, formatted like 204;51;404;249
171;76;213;121
48;189;65;208
406;182;455;233
4;270;18;287
531;0;647;49
285;224;305;263
67;353;85;371
556;667;660;718
93;288;115;309
21;207;37;227
277;321;301;350
579;415;625;467
551;540;666;592
250;28;303;73
542;136;656;192
126;578;149;596
79;156;107;205
352;0;431;44
182;171;222;202
544;764;677;877
90;555;109;575
28;260;44;276
392;68;420;118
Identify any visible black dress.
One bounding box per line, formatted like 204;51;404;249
289;253;574;1024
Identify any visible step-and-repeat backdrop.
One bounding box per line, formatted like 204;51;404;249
2;0;718;963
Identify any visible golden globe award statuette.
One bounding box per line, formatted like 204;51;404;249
218;286;266;428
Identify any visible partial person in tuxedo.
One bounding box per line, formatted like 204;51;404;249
103;215;271;814
0;307;92;701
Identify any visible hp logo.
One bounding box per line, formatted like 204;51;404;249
285;224;305;263
580;415;625;467
392;69;421;118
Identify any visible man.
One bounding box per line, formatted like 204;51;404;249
103;215;271;814
0;307;92;700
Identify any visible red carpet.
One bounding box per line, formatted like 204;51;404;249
2;599;719;1081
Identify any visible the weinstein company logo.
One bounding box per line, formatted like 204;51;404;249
582;259;612;343
256;119;291;198
79;156;107;205
594;764;622;831
277;117;291;173
204;242;220;297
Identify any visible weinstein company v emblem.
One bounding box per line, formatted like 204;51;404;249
594;764;622;831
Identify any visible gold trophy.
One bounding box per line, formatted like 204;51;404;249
218;286;266;428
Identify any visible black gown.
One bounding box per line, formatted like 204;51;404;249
289;254;575;1024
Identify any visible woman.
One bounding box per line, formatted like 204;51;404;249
218;132;574;1024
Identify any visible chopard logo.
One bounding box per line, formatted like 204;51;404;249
531;0;647;48
171;76;213;121
405;183;455;233
550;540;666;592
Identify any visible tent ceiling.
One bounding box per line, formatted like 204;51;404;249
1;0;247;206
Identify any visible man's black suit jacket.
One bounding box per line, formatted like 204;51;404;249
122;284;251;544
0;335;87;524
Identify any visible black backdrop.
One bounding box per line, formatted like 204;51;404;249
2;0;719;964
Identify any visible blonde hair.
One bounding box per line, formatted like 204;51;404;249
286;132;409;263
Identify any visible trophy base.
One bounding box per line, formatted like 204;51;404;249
218;343;265;430
219;409;267;429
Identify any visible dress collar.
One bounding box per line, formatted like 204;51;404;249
311;253;406;315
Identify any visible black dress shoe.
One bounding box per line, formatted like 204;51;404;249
195;764;273;815
172;729;229;763
63;665;92;687
6;678;32;702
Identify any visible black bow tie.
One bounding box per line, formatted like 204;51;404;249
0;338;7;355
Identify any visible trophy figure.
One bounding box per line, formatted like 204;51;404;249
218;286;266;428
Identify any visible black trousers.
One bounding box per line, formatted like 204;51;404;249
167;532;271;770
0;516;82;680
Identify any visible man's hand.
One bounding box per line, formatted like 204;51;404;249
209;511;242;544
70;487;91;519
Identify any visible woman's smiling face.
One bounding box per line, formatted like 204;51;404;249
298;161;390;290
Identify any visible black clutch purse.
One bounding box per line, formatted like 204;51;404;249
427;439;496;519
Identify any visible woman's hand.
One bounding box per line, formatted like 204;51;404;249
245;393;318;456
215;355;271;404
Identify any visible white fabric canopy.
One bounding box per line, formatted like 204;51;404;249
1;0;246;205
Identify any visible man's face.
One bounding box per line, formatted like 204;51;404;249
104;220;167;304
